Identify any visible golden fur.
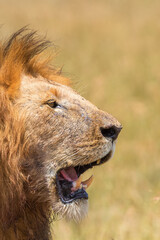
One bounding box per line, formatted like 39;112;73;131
0;28;121;240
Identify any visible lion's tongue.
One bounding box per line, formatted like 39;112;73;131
60;167;78;181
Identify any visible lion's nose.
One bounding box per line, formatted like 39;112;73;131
100;125;122;141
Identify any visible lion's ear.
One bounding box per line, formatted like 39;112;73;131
0;40;23;98
0;62;22;99
0;32;24;98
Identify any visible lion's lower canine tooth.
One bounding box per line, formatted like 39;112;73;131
71;176;82;191
82;175;93;189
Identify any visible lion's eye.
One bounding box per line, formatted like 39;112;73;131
46;100;59;108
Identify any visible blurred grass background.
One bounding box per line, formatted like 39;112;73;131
1;0;160;239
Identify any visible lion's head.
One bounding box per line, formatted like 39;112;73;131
17;74;121;221
0;28;122;238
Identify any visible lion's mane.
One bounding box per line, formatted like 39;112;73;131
0;27;69;240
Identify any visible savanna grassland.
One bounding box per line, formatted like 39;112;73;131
1;0;160;239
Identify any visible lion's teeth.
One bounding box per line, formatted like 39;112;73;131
71;175;94;191
71;176;82;191
81;175;93;189
97;159;101;164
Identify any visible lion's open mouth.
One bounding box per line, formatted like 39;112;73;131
56;150;113;204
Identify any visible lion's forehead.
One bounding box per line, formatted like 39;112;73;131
20;75;98;110
21;75;72;97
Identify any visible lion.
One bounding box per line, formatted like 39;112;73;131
0;28;122;240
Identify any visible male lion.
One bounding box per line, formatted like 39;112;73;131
0;28;122;240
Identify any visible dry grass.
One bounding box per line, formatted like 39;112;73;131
1;0;160;239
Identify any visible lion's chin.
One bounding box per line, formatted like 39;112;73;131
52;199;88;222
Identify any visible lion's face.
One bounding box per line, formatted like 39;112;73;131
16;75;122;221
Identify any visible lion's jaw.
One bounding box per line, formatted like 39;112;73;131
16;75;122;222
47;142;116;222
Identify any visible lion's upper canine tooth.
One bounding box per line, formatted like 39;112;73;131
97;159;101;164
81;175;93;189
71;175;82;191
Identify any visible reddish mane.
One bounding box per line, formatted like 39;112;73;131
0;27;69;98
